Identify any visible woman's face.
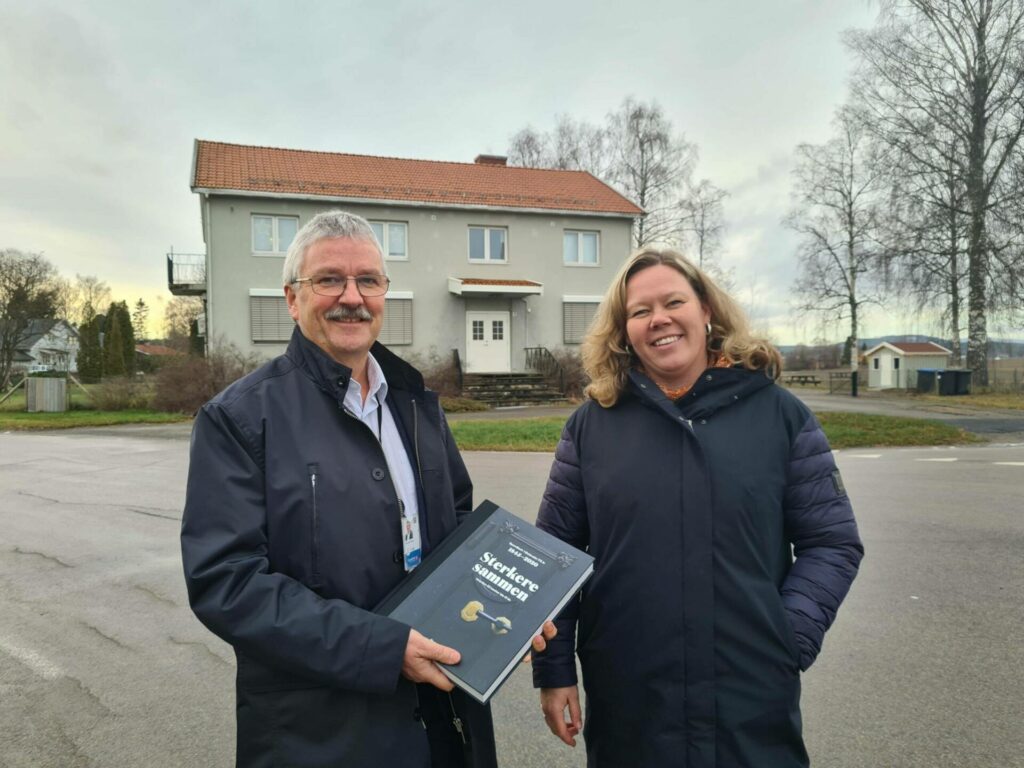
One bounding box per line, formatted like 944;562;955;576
624;264;711;390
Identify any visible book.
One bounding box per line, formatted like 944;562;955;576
375;499;594;704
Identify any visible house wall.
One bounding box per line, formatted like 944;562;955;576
21;323;79;373
201;195;634;367
868;349;898;389
869;350;951;389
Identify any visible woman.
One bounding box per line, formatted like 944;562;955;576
533;248;863;767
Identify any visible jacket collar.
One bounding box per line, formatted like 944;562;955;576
285;327;424;401
628;365;773;420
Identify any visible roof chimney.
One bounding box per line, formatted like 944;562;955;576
474;154;508;166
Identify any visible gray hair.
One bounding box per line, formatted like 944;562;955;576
281;210;384;286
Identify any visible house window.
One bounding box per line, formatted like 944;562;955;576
252;215;298;254
250;294;294;342
492;320;504;341
873;358;879;370
468;227;507;262
894;358;900;370
564;231;600;265
370;221;408;261
379;297;413;345
563;300;601;344
472;320;484;340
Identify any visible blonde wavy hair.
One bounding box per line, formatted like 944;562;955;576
582;247;782;407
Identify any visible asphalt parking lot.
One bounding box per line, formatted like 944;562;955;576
1;420;1022;767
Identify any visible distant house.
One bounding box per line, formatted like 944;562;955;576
172;140;642;373
863;341;952;389
11;319;79;374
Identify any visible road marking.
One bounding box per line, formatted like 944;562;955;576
847;454;881;459
0;635;64;680
994;462;1024;467
916;458;958;462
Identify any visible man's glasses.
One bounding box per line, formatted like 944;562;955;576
293;274;391;297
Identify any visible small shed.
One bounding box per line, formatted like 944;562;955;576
863;341;952;389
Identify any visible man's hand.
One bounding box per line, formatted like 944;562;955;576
532;620;557;653
540;685;582;747
401;629;460;691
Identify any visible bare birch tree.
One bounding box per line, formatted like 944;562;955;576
507;97;700;248
678;179;728;269
606;98;696;246
786;108;892;385
847;0;1024;384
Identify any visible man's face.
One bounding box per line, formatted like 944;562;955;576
284;237;386;369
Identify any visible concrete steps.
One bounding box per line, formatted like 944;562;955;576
462;373;567;407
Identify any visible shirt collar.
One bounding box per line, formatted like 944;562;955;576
344;352;389;415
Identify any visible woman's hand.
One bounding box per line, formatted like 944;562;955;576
540;685;582;747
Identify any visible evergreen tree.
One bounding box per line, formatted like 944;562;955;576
131;299;149;341
103;315;126;376
102;300;135;375
77;303;104;382
113;300;135;374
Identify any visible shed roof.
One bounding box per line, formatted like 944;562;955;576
192;140;643;217
863;341;953;357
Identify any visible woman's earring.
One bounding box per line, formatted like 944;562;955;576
705;322;712;336
624;342;632;355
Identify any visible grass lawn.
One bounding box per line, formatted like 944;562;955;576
450;412;978;452
914;392;1024;410
0;410;190;431
813;412;978;448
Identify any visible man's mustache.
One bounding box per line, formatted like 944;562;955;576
324;306;373;321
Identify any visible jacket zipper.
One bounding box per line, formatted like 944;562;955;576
412;399;425;491
308;463;320;581
448;692;467;745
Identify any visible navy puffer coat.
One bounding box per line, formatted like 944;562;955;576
532;367;863;768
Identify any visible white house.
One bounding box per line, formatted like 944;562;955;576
171;140;643;374
12;319;79;374
863;341;952;389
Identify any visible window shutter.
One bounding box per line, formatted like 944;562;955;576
563;302;598;344
380;298;413;345
250;296;294;342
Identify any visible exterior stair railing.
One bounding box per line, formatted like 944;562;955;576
524;346;565;394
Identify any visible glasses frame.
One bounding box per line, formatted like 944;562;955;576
292;274;391;298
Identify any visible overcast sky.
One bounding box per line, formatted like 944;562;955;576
2;0;954;344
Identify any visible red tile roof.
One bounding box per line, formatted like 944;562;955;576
891;342;951;354
135;344;182;357
192;140;642;216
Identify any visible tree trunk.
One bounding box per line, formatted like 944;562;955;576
965;29;990;387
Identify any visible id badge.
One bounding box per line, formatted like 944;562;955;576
402;511;422;572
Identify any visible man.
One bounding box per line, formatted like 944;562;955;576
181;210;550;767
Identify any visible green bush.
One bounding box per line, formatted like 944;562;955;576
152;343;264;414
90;376;152;411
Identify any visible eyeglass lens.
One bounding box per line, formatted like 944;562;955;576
307;275;389;296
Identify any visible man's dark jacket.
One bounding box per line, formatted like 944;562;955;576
181;328;496;768
533;367;864;767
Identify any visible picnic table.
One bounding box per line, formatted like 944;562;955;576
784;374;822;386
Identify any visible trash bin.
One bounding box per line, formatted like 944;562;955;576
916;369;936;393
938;369;958;396
954;369;972;395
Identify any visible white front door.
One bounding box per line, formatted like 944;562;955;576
465;311;510;373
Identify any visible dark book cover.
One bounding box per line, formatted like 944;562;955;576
375;499;594;704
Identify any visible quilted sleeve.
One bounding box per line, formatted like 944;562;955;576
782;414;864;671
532;419;589;689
